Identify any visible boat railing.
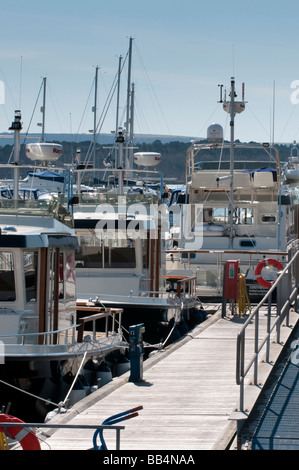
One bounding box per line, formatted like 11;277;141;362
235;240;299;413
76;308;123;343
129;289;180;301
0;323;78;346
161;275;197;299
0;307;123;346
186;142;281;184
0;195;73;227
166;248;289;296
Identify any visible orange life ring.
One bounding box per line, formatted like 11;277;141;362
0;414;41;450
255;258;283;289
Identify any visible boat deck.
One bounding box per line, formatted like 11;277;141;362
39;305;299;451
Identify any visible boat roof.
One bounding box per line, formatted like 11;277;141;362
0;198;78;249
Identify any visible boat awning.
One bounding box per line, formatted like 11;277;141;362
28;170;65;183
243;167;277;181
0;233;79;249
74;218;158;231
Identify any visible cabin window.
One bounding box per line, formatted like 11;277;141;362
104;238;136;268
0;251;16;301
261;215;276;223
24;251;38;302
239;239;256;247
76;233;136;269
203;207;254;225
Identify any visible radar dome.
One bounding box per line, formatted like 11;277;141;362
25;143;63;162
134;152;161;167
207;124;223;143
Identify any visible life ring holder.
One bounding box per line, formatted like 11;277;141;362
0;414;41;450
255;258;284;289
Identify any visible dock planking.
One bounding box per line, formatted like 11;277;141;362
39;305;299;450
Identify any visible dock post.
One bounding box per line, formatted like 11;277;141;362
129;323;145;382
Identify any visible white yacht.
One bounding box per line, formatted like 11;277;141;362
70;169;194;345
0;112;126;420
283;141;299;183
167;79;298;299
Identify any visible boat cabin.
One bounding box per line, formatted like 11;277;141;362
0;200;78;350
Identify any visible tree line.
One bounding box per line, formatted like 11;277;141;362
0;139;293;182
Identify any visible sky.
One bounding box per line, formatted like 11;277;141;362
1;0;299;145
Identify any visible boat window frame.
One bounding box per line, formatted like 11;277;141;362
260;214;277;223
0;250;16;302
24;250;38;303
75;231;137;269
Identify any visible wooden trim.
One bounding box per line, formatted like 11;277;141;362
149;236;155;296
53;248;60;344
155;231;161;296
38;248;47;344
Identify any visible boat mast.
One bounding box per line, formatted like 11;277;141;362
229;77;235;249
9;110;22;201
41;77;46;143
115;55;122;169
129;82;135;171
222;77;245;248
93;66;99;167
125;36;133;170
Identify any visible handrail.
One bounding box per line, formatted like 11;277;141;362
129;289;179;299
236;243;299;412
77;308;123;343
0;324;78;345
0;307;123;346
163;275;197;298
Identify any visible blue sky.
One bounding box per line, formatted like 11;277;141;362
1;0;299;144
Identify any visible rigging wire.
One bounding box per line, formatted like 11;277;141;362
84;53;129;165
246;104;271;141
195;103;222;141
134;41;172;136
7;78;44;164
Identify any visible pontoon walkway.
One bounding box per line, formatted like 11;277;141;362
39;306;299;450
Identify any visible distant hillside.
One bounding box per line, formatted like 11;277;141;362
0;134;293;183
0;132;197;146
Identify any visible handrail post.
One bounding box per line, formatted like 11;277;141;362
239;334;245;412
266;291;272;363
254;308;259;386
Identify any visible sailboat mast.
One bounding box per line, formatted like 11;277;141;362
9;110;22;201
115;55;122;136
41;77;46;143
129;82;135;170
125;36;133;170
115;55;122;169
93;66;99;167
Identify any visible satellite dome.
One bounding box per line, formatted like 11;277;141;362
25;143;63;162
207;124;223;143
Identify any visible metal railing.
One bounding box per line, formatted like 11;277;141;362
0;324;78;346
0;307;123;346
166;248;289;296
0;405;143;450
77;308;123;343
0;422;125;450
236;242;299;412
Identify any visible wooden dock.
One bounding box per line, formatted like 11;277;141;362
39;305;299;451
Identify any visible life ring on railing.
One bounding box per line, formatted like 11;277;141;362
0;414;41;450
255;258;284;289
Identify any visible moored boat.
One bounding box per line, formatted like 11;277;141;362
0;111;126;421
167;78;299;300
